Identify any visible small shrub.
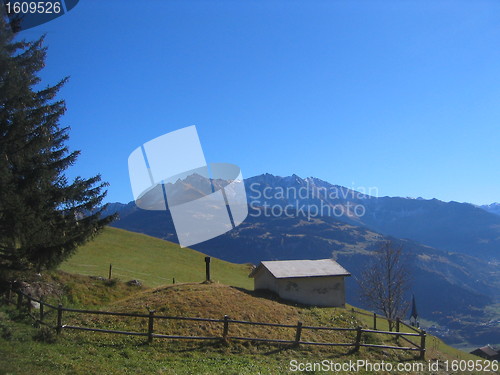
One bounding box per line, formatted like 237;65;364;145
32;327;57;344
0;322;12;340
104;278;118;287
9;311;30;322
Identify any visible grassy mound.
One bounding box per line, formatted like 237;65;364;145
73;283;360;348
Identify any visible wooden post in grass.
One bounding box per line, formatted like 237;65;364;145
294;321;303;346
354;326;362;352
222;315;230;342
148;310;155;343
56;304;63;334
205;257;211;282
419;330;426;360
16;292;22;310
395;317;401;343
39;297;44;321
373;313;377;330
108;263;112;280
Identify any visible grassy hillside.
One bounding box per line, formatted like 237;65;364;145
0;279;486;375
0;228;490;374
60;227;253;289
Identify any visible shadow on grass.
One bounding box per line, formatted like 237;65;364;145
230;286;314;310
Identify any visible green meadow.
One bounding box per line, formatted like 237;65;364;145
60;227;253;289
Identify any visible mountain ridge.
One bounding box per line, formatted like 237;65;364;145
242;173;500;260
481;202;500;216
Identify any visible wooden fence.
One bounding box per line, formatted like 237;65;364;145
350;307;425;356
3;285;426;359
350;307;423;333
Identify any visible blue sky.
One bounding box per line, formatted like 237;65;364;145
19;0;500;205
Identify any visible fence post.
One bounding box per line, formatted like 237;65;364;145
56;304;63;335
395;317;401;343
39;297;44;321
27;294;32;314
419;330;426;360
109;263;112;280
148;310;155;343
16;292;23;310
373;313;377;330
223;315;230;342
205;256;211;282
294;321;303;346
354;326;362;352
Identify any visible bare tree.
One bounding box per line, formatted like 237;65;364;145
358;240;410;330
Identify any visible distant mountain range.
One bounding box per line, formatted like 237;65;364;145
242;174;500;261
104;173;499;347
481;203;500;217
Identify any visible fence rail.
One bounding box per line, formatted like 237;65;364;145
3;285;426;359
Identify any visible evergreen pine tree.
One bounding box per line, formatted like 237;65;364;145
0;17;114;272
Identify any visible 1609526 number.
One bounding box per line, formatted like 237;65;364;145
5;1;62;14
443;360;499;372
